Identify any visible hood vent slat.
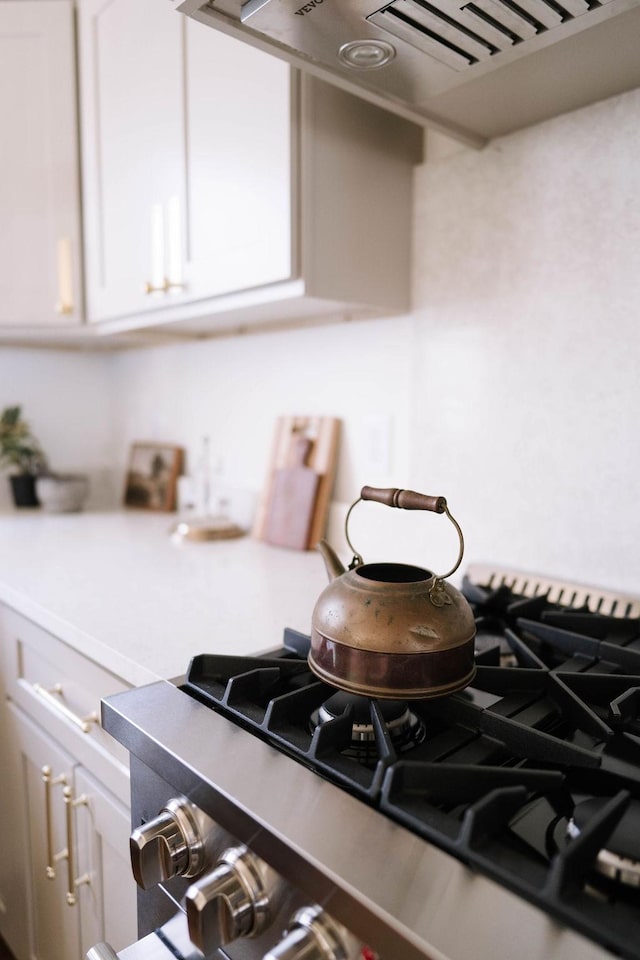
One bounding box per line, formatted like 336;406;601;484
504;0;564;29
370;0;602;70
465;0;539;36
461;4;522;44
559;0;599;13
382;1;499;58
369;6;478;69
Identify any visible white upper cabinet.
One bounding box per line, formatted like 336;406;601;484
78;0;293;327
183;23;293;302
77;0;187;321
0;0;420;343
77;1;422;336
0;1;83;328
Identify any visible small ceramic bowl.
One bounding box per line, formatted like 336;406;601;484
36;474;89;513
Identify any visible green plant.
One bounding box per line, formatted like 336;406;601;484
0;405;47;475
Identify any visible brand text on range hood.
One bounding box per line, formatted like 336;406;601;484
176;0;640;144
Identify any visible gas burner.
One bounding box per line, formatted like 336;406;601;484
310;691;426;764
567;798;640;889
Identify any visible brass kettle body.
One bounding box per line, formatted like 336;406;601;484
309;487;476;700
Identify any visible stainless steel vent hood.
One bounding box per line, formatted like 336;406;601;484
175;0;640;145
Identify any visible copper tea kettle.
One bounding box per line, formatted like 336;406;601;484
309;486;476;700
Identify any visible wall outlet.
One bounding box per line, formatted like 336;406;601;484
362;414;393;477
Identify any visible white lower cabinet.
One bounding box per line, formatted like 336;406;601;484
75;765;138;957
7;704;137;960
0;676;28;958
0;604;137;960
10;705;83;960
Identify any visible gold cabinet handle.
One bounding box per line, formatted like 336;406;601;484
146;197;185;296
63;787;90;906
55;237;74;315
143;277;185;295
33;683;99;734
42;765;67;879
143;278;168;295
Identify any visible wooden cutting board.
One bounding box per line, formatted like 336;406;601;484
254;416;340;550
262;436;320;550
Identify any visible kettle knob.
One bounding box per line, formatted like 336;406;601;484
185;846;274;953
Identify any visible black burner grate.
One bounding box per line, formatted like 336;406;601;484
181;583;640;960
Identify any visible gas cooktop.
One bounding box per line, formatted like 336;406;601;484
179;565;640;960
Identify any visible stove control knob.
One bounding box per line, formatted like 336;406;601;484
185;846;275;953
264;906;361;960
130;798;208;890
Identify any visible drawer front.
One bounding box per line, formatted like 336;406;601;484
0;604;131;801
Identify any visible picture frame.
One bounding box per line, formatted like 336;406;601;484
124;442;183;512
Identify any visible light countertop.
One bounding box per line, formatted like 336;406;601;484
0;510;327;686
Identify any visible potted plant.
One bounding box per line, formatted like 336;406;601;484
0;405;47;507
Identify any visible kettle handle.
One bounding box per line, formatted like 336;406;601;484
361;486;446;513
345;486;465;583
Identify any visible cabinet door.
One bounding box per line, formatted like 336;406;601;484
0;688;29;958
78;0;186;322
74;767;137;956
0;1;82;327
9;703;81;960
183;21;293;300
79;0;293;326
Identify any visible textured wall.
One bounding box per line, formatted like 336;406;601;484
2;86;639;593
410;88;640;591
107;314;414;532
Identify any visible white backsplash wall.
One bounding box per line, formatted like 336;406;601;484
0;348;116;510
108;315;414;535
410;87;640;593
105;86;640;592
2;85;638;595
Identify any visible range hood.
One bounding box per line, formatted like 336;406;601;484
175;0;640;145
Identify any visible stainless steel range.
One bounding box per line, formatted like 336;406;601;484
88;562;640;960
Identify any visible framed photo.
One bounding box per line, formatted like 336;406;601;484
124;442;183;512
